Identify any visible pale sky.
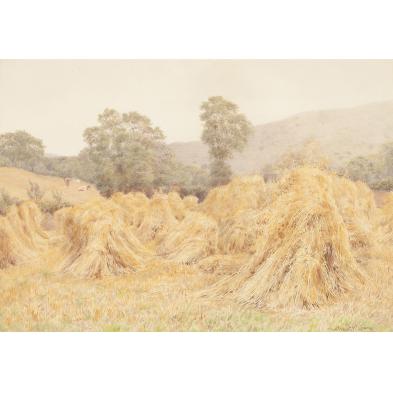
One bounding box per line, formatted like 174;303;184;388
1;60;393;156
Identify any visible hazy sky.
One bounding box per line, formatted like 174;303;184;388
1;60;393;156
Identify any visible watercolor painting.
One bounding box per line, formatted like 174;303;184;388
1;60;393;331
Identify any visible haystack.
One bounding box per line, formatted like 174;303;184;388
53;205;72;229
0;202;48;269
378;193;393;242
212;167;367;309
134;194;178;244
111;192;149;226
0;219;17;269
218;209;268;254
200;175;266;222
157;211;218;264
183;195;199;210
59;198;151;278
167;191;187;220
331;176;381;263
4;201;48;251
262;167;380;262
198;254;249;276
0;217;33;268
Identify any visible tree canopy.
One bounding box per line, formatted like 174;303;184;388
0;130;45;170
82;108;198;196
201;96;253;161
200;96;253;186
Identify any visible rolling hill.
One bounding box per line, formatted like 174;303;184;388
0;167;100;204
170;100;393;173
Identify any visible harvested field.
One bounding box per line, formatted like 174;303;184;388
133;194;178;244
217;209;267;254
58;199;152;278
157;211;218;264
1;168;393;331
210;169;368;308
0;201;49;269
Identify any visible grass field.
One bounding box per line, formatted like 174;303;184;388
1;246;392;332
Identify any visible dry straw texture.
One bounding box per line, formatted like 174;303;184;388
200;175;266;222
58;198;151;278
2;166;393;332
0;201;48;269
183;195;199;210
133;193;178;244
157;211;218;264
217;209;267;254
210;168;378;309
33;169;389;309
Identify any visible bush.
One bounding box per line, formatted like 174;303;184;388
0;189;19;215
39;190;71;214
370;178;393;191
27;181;45;202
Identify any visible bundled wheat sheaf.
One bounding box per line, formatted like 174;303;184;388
110;192;149;226
133;193;179;244
58;198;151;278
0;201;48;269
1;167;392;311
200;175;266;221
217;209;268;254
210;168;381;308
157;211;218;264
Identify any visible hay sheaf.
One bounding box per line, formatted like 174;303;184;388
0;201;48;269
331;176;381;264
0;217;33;269
58;198;151;278
218;209;268;254
183;195;199;210
376;193;393;261
211;168;368;309
134;194;178;244
110;192;149;226
198;254;249;276
200;175;266;222
6;201;49;250
167;192;187;220
157;211;218;265
379;193;393;235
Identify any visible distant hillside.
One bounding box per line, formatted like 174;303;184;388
0;167;100;204
170;101;393;173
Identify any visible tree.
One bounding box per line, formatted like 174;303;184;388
0;130;45;170
39;155;87;180
169;162;210;200
83;108;167;196
208;158;232;187
200;96;253;186
380;142;393;177
344;155;381;184
343;142;393;190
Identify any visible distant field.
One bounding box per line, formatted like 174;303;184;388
0;167;100;204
